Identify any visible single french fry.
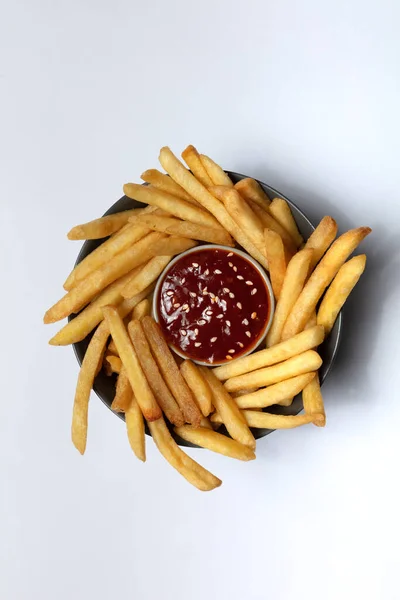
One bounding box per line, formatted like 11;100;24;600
234;373;315;409
174;426;255;461
281;227;371;340
269;198;303;248
266;249;313;347
122;255;172;299
304;216;338;272
44;232;164;323
128;320;184;426
305;311;317;330
146;236;197;258
104;354;122;375
224;350;322;393
159;147;269;269
63;205;158;290
148;418;222;491
136;213;234;246
201;367;256;449
214;325;324;380
140;169;196;203
234;178;271;209
199;154;233;187
71;321;110;454
317;254;366;335
200;417;213;429
123;183;221;229
264;229;286;299
180;360;213;417
239;410;318;429
181;145;213;187
108;339;119;355
302;374;326;427
67;209;140;240
247;199;297;256
125;393;146;461
102;307;161;421
132;298;151;321
111;368;132;413
141;317;202;426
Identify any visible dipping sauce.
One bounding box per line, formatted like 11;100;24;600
156;247;271;365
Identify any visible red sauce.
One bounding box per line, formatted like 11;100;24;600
156;247;271;364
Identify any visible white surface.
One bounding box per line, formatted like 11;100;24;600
1;1;399;599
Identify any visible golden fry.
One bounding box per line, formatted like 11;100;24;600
302;374;326;427
239;410;318;429
122;255;172;299
234;178;271;209
102;306;162;421
234;373;315;409
104;354;122;375
281;227;371;339
67;209;140;240
128;320;184;426
264;228;286;299
247;199;297;256
140;169;196;203
304;216;338;272
136;213;234;246
305;311;317;330
141;317;202;426
71;321;109;454
181;145;213;187
269;198;303;247
111;368;132;413
132;298;151;321
125;393;146;461
224;350;322;393
147;236;197;257
214;325;324;380
180;360;213;416
148;418;222;491
266;249;313;347
317;254;366;335
174;426;255;461
199;154;233;187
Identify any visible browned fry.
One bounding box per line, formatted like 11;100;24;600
158;147;269;269
111;368;133;413
182;145;213;187
201;367;256;449
302;373;326;427
269;198;303;248
132;298;151;321
136;213;234;246
304;216;338;272
234;178;271;209
104;354;122;375
266;249;313;347
67;209;140;240
264;229;286;299
128;320;184;426
44;232;164;323
174;426;255;461
140;169;196;203
102;306;162;421
247;199;297;256
141;317;202;426
71;321;110;454
199;154;233;187
125;392;146;461
281;227;371;339
122;255;172;299
148;417;222;491
234;373;315;409
123;183;220;229
180;360;213;416
317;254;366;335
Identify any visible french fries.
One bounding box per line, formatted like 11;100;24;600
123;183;221;229
247;199;297;255
128;320;184;426
135;213;234;246
146;236;197;257
102;306;162;421
224;350;322;392
140;169;196;203
281;227;371;339
317;254;366;335
182;145;214;187
125;394;146;461
71;321;110;454
148;418;222;491
264;229;286;299
175;426;255;461
141;317;202;426
104;354;122;375
199;154;233;187
269;198;303;248
67;209;140;240
213;325;324;380
121;255;172;299
302;374;326;427
132;298;151;321
266;249;313;347
304;216;338;272
111;368;132;413
180;360;213;416
234;178;271;209
201;367;256;449
234;373;315;409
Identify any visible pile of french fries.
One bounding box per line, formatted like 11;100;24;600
45;144;371;491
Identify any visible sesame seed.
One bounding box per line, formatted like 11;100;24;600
245;281;253;286
237;302;242;309
251;312;257;319
233;266;237;272
181;278;186;284
194;328;199;335
182;304;189;310
210;337;217;343
184;307;190;313
227;252;233;257
228;262;233;267
237;342;244;348
194;342;201;347
225;355;233;360
237;275;244;280
204;269;209;276
223;287;230;294
251;288;257;295
189;291;197;298
173;303;180;308
198;319;206;325
245;331;251;338
166;290;174;297
180;329;187;336
243;318;249;325
229;292;235;298
210;298;215;304
228;349;235;354
192;262;199;267
226;320;231;327
209;292;215;299
202;287;208;295
216;314;223;319
215;296;220;303
205;309;213;316
214;269;222;274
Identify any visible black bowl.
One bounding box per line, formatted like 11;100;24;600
70;172;342;446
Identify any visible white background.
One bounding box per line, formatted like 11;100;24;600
1;1;400;599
